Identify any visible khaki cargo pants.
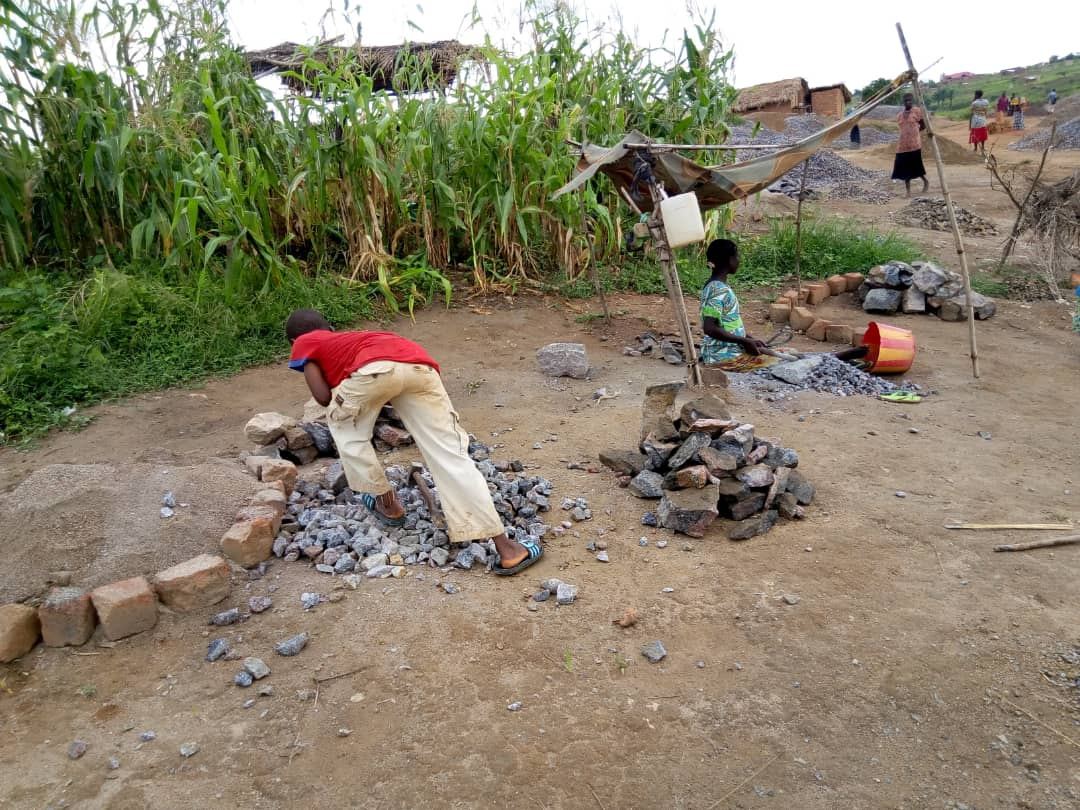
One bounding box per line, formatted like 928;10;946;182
326;361;504;543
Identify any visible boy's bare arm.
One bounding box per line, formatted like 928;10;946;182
304;362;332;406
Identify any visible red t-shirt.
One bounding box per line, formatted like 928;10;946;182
288;330;440;388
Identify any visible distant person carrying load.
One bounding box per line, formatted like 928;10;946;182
1048;89;1058;114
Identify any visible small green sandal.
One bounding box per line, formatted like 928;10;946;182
880;391;923;404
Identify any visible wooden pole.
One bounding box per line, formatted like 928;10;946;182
993;534;1080;552
645;183;703;387
793;156;811;294
896;23;980;379
579;99;610;321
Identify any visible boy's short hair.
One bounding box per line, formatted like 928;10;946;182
286;308;331;341
706;238;738;270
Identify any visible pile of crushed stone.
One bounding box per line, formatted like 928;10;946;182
892;197;998;235
1008;117;1080;151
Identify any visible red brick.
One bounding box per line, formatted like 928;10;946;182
39;587;96;647
804;283;830;305
843;272;865;291
779;290;800;306
768;302;791;324
789;306;817;332
259;459;297;494
221;519;275;568
251;488;288;513
261;479;287;496
90;577;158;641
826;275;848;296
154;554;231;612
806;319;831;341
0;604;41;662
826;324;854;344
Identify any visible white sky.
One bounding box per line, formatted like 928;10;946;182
227;0;1079;92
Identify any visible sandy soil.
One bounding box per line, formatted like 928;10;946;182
1;121;1079;810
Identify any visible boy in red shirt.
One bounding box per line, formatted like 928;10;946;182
286;308;543;575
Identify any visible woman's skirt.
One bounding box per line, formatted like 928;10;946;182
969;126;988;144
891;149;926;181
1013;110;1025;130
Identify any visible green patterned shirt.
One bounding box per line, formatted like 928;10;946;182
700;279;745;362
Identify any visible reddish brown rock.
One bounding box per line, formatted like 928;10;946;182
374;423;413;447
0;604;41;662
221;519;276;568
789;306;817;332
826;275;848;296
39;587;96;647
90;577;158;641
154;554;231;612
259;459;297;494
804;283;830;305
768;302;791;324
806;319;832;342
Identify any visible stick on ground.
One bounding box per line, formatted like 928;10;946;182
945;522;1073;531
993;533;1080;552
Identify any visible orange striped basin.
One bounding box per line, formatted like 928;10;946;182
861;322;916;374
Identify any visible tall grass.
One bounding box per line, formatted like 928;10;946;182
0;0;742;439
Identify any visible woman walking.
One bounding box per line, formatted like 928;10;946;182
969;90;990;154
1011;94;1025;130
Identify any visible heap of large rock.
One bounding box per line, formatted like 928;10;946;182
243;406;413;466
857;260;997;321
600;382;813;541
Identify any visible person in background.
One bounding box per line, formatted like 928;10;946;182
969;90;990;154
1048;88;1058;114
1011;93;1025;130
996;92;1009;128
1072;271;1080;336
847;104;861;147
891;93;929;198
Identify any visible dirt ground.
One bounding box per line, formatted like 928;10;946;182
2;119;1080;810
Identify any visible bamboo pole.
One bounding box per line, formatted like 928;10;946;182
993;534;1080;552
645;182;703;387
793;156;812;294
578;100;610;321
896;23;979;378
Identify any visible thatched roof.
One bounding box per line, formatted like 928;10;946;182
810;83;852;102
244;37;484;96
733;77;809;113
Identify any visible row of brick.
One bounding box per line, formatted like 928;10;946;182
0;458;299;663
767;273;868;346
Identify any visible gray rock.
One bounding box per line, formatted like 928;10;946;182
541;578;563;593
657;483;720;538
180;743;200;758
777;492;805;520
571;506;592;521
556;583;578;604
162;491;177;508
727;509;779;540
938;291;996;321
275;631;310;657
596;551;610;563
107;758;121;770
235;671;254;687
360;553;389;571
638;537;649;546
206;638;230;662
315;564;335;574
429;547;450;567
365;564;394;578
536;342;589;379
333;554;356;574
300;592;321;610
628;470;665;499
862;288;903;314
782;594;801;605
910;261;951;295
770;356;825;386
138;731;156;742
641;512;658;527
729;493;767;520
454;549;475;570
785;470;815;505
160;506;175;519
248;596;272;614
641;640;668;663
735;464;775;489
598;450;649;476
763;445;799;469
68;740;88;760
678;394;731;427
533;590;550;602
507;701;523;712
441;582;461;595
698;445;740;475
209;608;241;626
325;462;348;494
866;261;913;289
902;286;927;313
243;657;271;680
272;535;288;557
667;431;712;469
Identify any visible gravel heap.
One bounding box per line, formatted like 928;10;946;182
749;353;923;397
270;443;571;577
862;104;903;121
1008;116;1080;151
833;125;899;150
600;385;814;540
892;197;999;235
769;151;889;203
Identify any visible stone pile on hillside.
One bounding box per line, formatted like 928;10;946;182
1009;117;1080;151
600;383;813;540
857;260;997;321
